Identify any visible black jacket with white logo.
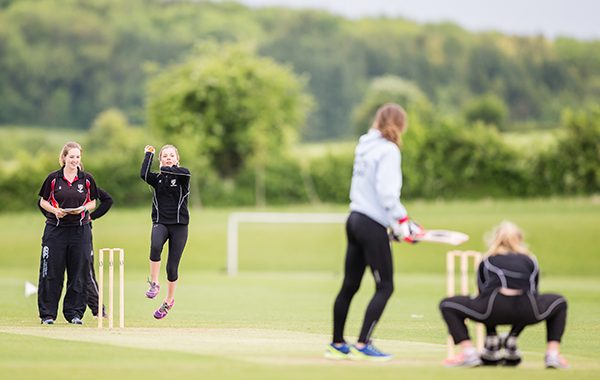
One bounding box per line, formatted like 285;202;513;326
140;151;191;225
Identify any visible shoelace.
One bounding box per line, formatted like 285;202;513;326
365;344;384;355
159;302;171;312
147;279;159;291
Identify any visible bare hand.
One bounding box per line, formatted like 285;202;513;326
145;145;155;153
55;208;67;218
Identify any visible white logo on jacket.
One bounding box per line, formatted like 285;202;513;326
77;184;84;193
170;179;177;187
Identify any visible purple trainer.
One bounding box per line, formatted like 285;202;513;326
153;299;174;319
145;280;160;299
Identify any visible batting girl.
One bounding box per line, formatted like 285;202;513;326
38;141;98;325
140;144;191;319
439;221;569;369
326;103;422;361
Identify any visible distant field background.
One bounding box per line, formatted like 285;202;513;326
1;198;599;379
2;197;598;275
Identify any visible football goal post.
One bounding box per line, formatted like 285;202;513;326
226;212;347;276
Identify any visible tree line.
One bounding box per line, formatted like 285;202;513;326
0;43;598;212
1;0;599;140
1;103;598;212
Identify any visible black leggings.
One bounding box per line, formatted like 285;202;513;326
440;291;567;344
333;212;394;344
150;223;188;282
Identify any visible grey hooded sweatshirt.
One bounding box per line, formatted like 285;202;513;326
349;128;408;227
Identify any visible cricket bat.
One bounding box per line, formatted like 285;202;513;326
414;230;469;246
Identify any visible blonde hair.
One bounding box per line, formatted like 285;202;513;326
371;103;408;146
59;141;84;170
486;221;531;256
159;144;180;164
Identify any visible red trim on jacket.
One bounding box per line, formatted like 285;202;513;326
49;179;59;208
62;174;79;187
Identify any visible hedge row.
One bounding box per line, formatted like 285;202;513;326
1;107;597;212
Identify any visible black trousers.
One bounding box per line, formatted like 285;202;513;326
38;224;92;321
440;290;567;344
86;246;103;316
149;223;188;282
333;212;394;344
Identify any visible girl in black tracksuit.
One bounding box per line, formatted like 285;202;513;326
140;144;191;319
38;141;98;324
439;221;569;368
38;186;113;318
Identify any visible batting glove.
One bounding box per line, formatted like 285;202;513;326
390;217;424;244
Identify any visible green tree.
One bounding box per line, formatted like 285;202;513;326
146;42;312;206
535;106;600;194
0;0;116;126
84;108;149;206
409;120;528;198
352;75;431;135
87;109;135;151
463;93;508;129
258;10;364;140
1;0;600;137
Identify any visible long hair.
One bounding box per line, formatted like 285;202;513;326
371;103;408;146
59;141;84;170
486;221;531;256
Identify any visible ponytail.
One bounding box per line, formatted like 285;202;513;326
371;103;407;146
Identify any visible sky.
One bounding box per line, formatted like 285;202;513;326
234;0;600;40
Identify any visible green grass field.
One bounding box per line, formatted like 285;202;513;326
1;198;599;379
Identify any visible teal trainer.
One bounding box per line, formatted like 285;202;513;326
349;343;392;362
324;343;351;360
